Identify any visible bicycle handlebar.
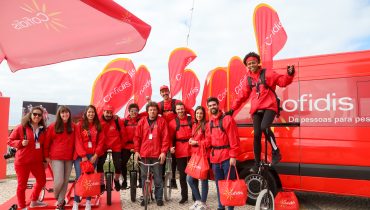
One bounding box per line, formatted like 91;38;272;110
138;161;160;167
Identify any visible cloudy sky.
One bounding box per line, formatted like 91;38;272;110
1;0;370;125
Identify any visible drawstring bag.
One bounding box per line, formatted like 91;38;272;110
75;161;100;197
185;145;210;180
275;190;299;210
80;161;95;174
218;165;248;206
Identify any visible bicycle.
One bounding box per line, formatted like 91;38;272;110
138;160;159;210
104;149;114;205
129;152;138;202
163;151;172;201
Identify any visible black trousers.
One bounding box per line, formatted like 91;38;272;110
96;151;122;174
252;109;278;163
176;157;189;199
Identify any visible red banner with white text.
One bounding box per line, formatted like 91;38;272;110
254;3;287;70
182;69;200;108
134;65;152;110
209;67;228;112
227;56;248;113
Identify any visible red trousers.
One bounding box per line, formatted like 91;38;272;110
14;163;46;208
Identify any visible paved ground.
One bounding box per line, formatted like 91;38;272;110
2;160;370;210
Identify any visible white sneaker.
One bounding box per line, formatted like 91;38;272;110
85;200;91;210
30;200;47;208
196;202;209;210
72;201;79;210
189;200;200;210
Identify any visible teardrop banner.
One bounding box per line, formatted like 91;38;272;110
134;65;152;110
227;56;248;113
182;69;200;109
208;67;228;112
90;68;133;114
168;47;197;97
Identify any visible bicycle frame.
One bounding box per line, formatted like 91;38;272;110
138;160;160;209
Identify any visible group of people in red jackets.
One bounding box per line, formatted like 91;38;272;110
8;52;295;210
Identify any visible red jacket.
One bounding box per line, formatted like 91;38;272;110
74;122;105;159
8;124;46;165
205;112;240;164
121;116;141;150
169;116;192;158
232;69;294;115
101;118;121;152
44;122;75;160
134;116;170;158
158;99;194;122
190;122;209;157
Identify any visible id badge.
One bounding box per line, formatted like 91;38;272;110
35;142;40;149
148;133;153;140
88;141;92;148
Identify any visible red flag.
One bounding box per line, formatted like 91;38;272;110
0;0;151;71
227;56;248;112
168;47;197;96
90;69;133;114
181;69;200;109
201;70;213;110
124;98;135;118
254;3;287;70
134;65;152;110
102;58;136;78
209;67;228;112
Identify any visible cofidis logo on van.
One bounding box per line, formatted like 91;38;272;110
12;0;66;31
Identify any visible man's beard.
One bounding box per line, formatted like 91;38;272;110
211;108;218;115
104;116;113;121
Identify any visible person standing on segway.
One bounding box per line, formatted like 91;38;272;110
96;104;122;192
157;85;194;189
168;102;193;204
229;52;295;173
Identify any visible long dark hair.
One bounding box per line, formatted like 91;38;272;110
21;106;46;128
55;105;73;134
82;105;102;132
193;106;206;134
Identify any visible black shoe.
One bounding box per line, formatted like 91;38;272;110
179;198;188;204
121;180;127;189
138;180;142;188
140;200;145;206
114;179;121;191
100;184;106;195
170;178;177;189
156;200;164;206
56;200;66;210
272;149;282;165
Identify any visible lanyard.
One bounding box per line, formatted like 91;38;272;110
149;120;156;134
87;129;92;143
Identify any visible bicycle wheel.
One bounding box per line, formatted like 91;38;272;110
143;181;150;210
106;173;113;205
163;172;172;201
130;170;137;202
255;189;275;210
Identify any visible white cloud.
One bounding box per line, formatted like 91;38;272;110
1;0;370;125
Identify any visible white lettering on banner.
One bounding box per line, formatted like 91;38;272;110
176;73;182;81
264;21;283;46
282;93;354;112
128;68;136;78
12;12;49;30
185;87;199;99
139;79;151;95
103;81;131;103
217;88;227;101
234;74;247;95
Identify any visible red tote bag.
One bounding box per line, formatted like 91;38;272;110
75;172;101;197
185;145;210;180
275;191;299;210
218;165;248;206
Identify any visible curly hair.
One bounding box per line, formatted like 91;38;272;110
243;52;260;65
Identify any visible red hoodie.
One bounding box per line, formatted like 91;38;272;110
168;116;192;158
134;116;170;158
190;122;209;157
205;112;240;164
101;117;121;152
44;122;75;160
121;116;141;150
8;124;46;165
74;121;105;159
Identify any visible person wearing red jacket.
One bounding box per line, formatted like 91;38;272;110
73;105;104;210
8;106;48;210
206;97;240;210
157;85;194;188
120;103;144;189
168;102;193;204
44;106;75;210
187;106;210;210
134;101;170;207
96;104;122;192
230;52;295;172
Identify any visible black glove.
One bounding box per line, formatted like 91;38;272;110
225;109;234;116
287;65;295;76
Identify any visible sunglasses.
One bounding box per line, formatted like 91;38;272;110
32;113;42;117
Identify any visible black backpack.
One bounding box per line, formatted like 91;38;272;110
160;99;177;113
175;116;193;131
247;69;283;117
209;115;225;134
124;118;140;127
